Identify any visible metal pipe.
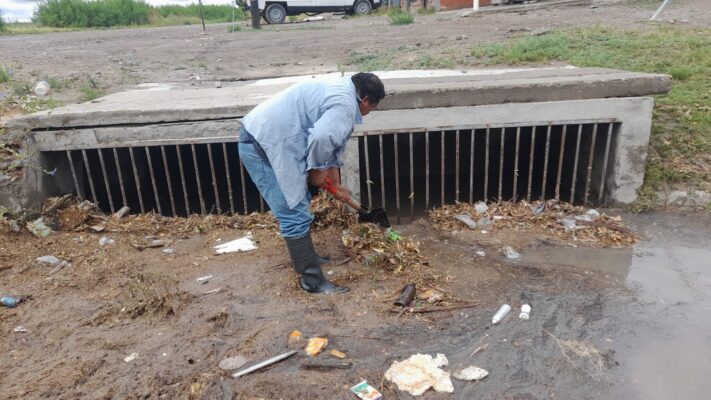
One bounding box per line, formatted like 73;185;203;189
425;131;430;210
113;148;128;208
81;149;99;208
191;144;207;214
584;123;599;205
570;124;583;204
222;143;235;214
128;147;145;214
541;124;552;200
598;123;614;203
207;143;222;214
409;132;414;220
555;125;567;201
379;135;385;209
513;127;521;201
484;128;490;201
394;134;401;224
455;130;460;202
364;136;372;207
527;126;536;202
160;146;177;216
441;131;445;206
97;148;115;213
66;151;83;201
232;350;298;378
145;147;163;215
176;145;191;215
239;159;248;213
469;129;475;204
498;128;505;202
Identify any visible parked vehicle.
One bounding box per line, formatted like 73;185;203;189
243;0;382;24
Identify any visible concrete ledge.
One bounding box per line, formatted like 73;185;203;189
7;68;670;131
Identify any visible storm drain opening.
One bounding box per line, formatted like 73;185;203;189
60;142;267;217
50;120;618;219
358;121;619;224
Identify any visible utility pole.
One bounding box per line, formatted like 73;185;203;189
198;0;206;32
250;0;261;29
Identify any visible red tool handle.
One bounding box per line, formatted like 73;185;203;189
322;176;339;196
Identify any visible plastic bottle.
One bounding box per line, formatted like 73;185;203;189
1;296;22;308
519;304;531;320
492;304;511;324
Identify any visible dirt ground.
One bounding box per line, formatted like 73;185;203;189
0;0;710;111
2;1;711;399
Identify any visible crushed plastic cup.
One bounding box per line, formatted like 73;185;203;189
519;304;531;320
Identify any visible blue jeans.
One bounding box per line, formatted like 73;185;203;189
238;141;314;238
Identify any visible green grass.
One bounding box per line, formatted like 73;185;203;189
347;50;394;71
0;11;6;32
0;67;9;83
470;26;711;209
417;8;435;15
388;9;414;25
80;86;102;102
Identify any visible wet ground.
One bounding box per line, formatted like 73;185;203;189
1;209;709;399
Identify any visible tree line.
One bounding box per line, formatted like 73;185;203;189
33;0;245;28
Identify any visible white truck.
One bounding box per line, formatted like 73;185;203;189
243;0;382;24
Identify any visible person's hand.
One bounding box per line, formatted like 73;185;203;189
308;169;328;187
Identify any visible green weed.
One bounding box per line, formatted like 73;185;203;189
80;86;102;102
347;50;393;71
228;24;241;32
0;67;9;83
388;9;414;25
471;26;711;194
417;8;435;15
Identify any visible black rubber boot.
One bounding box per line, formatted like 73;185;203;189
284;232;349;294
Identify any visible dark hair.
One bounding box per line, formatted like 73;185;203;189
351;72;385;105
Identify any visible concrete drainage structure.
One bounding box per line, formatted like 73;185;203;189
4;68;670;217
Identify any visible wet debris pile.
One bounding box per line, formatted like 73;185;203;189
121;271;190;319
313;194;430;273
45;198;278;235
428;200;637;247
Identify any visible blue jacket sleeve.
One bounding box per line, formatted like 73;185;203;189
306;101;355;170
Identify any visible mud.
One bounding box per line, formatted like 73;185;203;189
0;209;709;399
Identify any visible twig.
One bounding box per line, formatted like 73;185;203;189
389;302;479;314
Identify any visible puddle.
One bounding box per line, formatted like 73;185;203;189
523;211;711;400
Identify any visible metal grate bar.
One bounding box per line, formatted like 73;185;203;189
66;150;83;201
379;135;385;209
81;149;99;209
526;126;536;202
570;124;583;203
239;159;248;213
541;124;552;201
555;125;567;201
160;146;177;216
113;148;128;208
128;147;145;213
222;143;235;214
469;129;475;204
409;133;414;220
440;131;445;206
484;128;490;201
394;134;401;224
97;148;115;213
598;123;614;203
425;131;430;210
513;127;521;201
584;123;599;205
191;144;207;214
455;130;460;202
498;128;505;202
145;147;163;215
364;136;372;207
207;143;222;214
176;145;191;215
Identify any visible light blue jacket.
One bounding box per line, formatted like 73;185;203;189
241;77;363;209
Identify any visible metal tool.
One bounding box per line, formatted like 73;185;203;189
322;177;391;229
232;350;298;378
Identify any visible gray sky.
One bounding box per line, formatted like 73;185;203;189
0;0;236;22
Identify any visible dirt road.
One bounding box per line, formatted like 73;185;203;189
0;0;709;108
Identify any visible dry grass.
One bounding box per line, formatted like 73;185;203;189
545;329;607;380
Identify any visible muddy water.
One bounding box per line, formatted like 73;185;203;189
523;212;711;400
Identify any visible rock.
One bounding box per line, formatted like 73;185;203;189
218;355;248;370
34;81;50;96
691;191;711;207
123;352;139;362
36;255;64;266
667;190;689;206
99;236;115;246
454;213;477;229
502;246;520;260
530;27;552;36
453;366;489;381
